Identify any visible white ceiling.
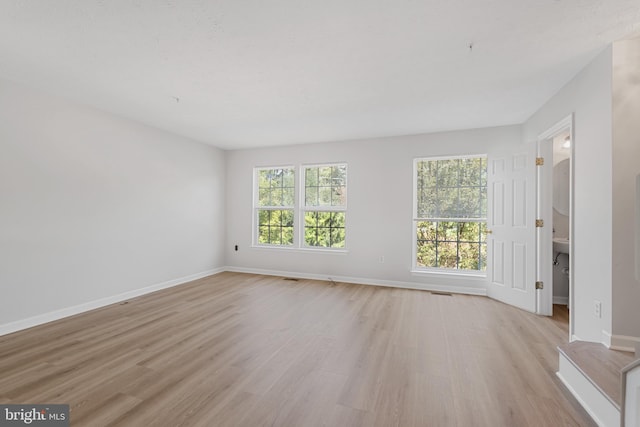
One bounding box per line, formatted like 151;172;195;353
1;1;639;150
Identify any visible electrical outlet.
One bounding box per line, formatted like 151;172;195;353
594;300;602;318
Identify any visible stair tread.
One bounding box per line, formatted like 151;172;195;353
558;341;635;409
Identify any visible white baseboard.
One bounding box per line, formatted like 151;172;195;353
609;334;640;353
0;268;224;337
224;266;488;296
602;330;612;348
553;296;569;305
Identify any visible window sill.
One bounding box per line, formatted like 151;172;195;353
411;269;487;280
251;245;348;254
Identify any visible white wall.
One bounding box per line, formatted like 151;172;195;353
523;47;613;344
0;78;226;330
225;126;520;293
611;36;640;342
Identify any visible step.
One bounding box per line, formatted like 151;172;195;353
557;341;635;427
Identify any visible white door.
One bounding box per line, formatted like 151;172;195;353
486;143;537;312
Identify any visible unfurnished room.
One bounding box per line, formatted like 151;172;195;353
1;1;640;426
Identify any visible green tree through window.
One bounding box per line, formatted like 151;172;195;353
255;167;295;246
414;156;487;271
304;164;347;248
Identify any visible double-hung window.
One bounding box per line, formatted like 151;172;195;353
303;164;347;248
255;167;295;246
253;163;347;249
413;156;487;272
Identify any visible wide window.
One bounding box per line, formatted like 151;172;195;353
414;156;487;272
255;167;295;246
253;163;347;250
303;164;347;248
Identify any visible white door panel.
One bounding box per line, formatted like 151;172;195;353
487;144;537;312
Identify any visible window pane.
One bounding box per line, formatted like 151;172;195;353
305;164;347;208
459;187;481;218
259;170;271;187
271;188;283;206
458;243;480;270
330;212;345;228
436;241;458;268
317;227;330;247
330;228;345;248
416;221;437;268
437;221;458;242
283;169;295;187
258;226;270;244
318;167;331;186
460;158;482;187
416;221;437;241
437;159;459;187
319;187;332;205
459;222;481;242
256;209;294;246
305;187;318;206
480;222;488;243
257;167;294;207
415;220;485;271
269;171;282;188
305;168;318;186
282;226;294;245
332;185;346;206
283;188;295;206
417;161;437;189
437;187;458;217
304;211;345;248
304;212;318;246
417;187;437;218
281;209;294;227
416;239;436;268
415;156;486;220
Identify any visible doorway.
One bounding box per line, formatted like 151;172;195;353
536;115;574;338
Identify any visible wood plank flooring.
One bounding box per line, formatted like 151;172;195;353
0;272;595;426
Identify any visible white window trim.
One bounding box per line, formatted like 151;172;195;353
252;165;297;248
252;163;349;252
412;154;488;274
300;162;348;251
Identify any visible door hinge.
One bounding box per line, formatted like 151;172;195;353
536;157;544;166
535;281;544;290
535;219;544;228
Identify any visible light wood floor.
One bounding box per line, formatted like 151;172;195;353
0;272;594;426
558;340;635;409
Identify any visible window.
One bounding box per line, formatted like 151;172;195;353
414;156;487;272
303;164;347;248
255;167;295;246
253;163;347;249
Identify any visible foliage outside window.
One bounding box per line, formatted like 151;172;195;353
303;164;347;248
255;167;295;246
414;156;487;271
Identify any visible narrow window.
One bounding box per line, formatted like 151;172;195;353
414;156;487;271
303;164;347;248
255;167;295;246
